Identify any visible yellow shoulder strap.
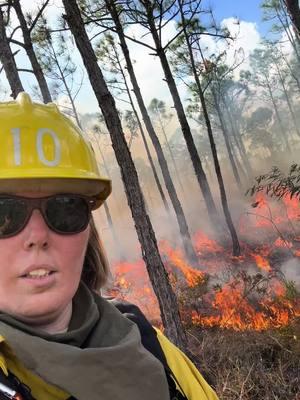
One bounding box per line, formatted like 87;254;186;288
155;329;219;400
0;335;69;400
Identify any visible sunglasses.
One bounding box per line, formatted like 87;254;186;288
0;195;97;238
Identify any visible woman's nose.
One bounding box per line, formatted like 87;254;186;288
23;210;50;250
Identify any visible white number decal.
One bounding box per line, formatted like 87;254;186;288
11;128;61;167
36;128;61;166
11;128;21;166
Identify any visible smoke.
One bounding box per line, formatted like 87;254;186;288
281;258;300;289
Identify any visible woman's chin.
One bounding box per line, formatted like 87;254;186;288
8;299;69;327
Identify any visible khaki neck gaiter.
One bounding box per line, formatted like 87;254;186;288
0;283;169;400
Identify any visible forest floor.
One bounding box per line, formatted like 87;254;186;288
187;319;300;400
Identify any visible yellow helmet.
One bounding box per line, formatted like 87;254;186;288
0;92;111;208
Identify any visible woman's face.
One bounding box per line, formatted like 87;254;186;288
0;193;90;325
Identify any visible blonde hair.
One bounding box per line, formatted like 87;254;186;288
81;218;110;290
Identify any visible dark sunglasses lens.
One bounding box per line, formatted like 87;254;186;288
0;198;28;237
45;196;90;233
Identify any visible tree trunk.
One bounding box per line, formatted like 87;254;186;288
106;0;198;265
0;8;24;98
281;51;300;92
140;1;220;231
274;58;300;137
266;80;292;153
199;85;241;255
62;0;187;349
178;5;240;256
12;0;52;103
212;89;242;188
113;46;170;214
284;0;300;38
222;95;254;180
276;5;300;62
157;112;186;197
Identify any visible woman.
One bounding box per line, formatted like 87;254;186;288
0;92;218;400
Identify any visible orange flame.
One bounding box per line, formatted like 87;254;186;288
251;254;271;272
160;240;205;287
191;280;299;331
109;193;300;331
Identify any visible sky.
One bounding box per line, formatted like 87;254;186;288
1;0;271;115
211;0;263;30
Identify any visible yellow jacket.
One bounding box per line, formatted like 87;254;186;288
156;329;219;400
0;332;218;400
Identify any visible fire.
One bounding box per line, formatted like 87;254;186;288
109;193;300;332
192;284;270;331
251;253;271;272
246;193;300;230
193;231;223;255
160;240;205;287
282;196;300;220
274;237;293;248
191;279;299;331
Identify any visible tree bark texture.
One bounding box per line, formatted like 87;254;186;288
12;0;52;103
284;0;300;38
0;8;24;98
62;0;187;349
106;0;198;265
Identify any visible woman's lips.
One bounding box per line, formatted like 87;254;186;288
20;265;57;277
19;266;57;288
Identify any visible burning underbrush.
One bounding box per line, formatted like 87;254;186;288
108;194;300;398
108;193;300;400
109;194;300;332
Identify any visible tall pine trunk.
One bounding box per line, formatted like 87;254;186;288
273;59;300;137
62;0;187;349
178;5;240;256
284;0;300;38
141;1;220;230
157;112;186;198
12;0;52;103
212;89;242;188
266;79;292;153
221;95;254;180
0;8;24;98
113;46;170;213
106;0;198;264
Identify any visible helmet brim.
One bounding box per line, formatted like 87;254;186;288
0;177;112;209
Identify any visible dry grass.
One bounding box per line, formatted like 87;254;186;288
187;319;300;399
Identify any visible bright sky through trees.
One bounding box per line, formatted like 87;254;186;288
0;0;281;113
